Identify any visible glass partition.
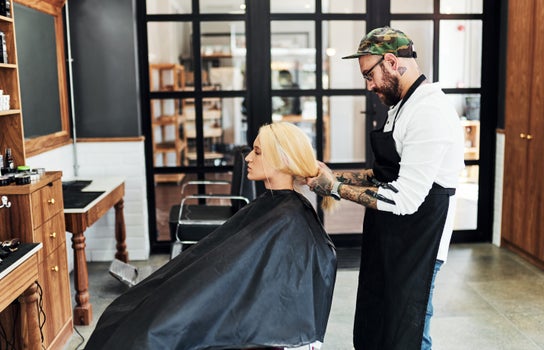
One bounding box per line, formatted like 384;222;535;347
324;96;367;163
271;0;315;13
439;20;482;88
391;0;433;13
322;21;366;89
146;0;191;14
322;0;365;13
441;0;483;14
390;20;434;81
200;0;246;14
271;21;316;90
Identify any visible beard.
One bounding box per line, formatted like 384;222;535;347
373;67;402;107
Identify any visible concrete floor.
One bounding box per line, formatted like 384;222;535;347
64;243;544;350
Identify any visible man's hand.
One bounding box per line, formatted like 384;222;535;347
306;162;337;197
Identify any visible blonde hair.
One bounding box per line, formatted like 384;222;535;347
257;122;336;211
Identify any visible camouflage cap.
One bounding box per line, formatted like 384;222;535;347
342;26;417;59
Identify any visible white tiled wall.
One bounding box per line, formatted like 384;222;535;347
27;140;149;271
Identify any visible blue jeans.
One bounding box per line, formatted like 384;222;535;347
421;259;443;350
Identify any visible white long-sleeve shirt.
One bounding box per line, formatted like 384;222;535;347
376;82;465;262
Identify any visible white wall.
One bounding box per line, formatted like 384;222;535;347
493;132;504;246
27;140;149;271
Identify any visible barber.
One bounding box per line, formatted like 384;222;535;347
307;26;465;350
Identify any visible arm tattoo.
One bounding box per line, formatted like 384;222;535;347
336;170;373;187
340;185;378;209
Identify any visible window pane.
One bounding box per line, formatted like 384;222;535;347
185;96;241;167
455;166;479;230
390;20;433;81
324;96;366;163
148;22;192;66
441;0;483;14
271;0;315;13
439;20;482;88
200;0;246;14
323;21;366;89
271;21;316;89
391;0;432;13
322;0;365;13
201;21;246;90
447;93;481;121
146;0;191;14
272;96;318;147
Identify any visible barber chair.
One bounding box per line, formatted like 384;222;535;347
170;145;256;258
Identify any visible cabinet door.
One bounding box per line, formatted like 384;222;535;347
525;0;544;260
503;0;544;262
0;193;33;241
38;242;72;348
502;0;534;248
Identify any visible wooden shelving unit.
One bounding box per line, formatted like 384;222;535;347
0;5;73;349
149;63;187;183
0;14;25;168
183;85;223;165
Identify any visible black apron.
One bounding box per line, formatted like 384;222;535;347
354;75;455;350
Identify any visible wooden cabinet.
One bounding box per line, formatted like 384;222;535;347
0;5;72;347
0;172;73;349
502;0;544;268
0;13;25;168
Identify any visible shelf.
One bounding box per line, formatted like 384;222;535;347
0;63;16;69
152;114;184;126
185;127;222;139
0;15;13;23
0;109;21;116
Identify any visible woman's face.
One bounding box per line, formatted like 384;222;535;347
245;135;278;183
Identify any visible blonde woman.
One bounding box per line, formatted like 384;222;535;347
86;122;337;350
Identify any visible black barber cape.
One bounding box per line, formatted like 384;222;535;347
85;190;337;350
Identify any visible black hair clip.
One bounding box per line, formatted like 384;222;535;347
365;189;396;205
369;177;399;193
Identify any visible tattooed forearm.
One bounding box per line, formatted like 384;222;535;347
335;169;374;187
340;185;378;209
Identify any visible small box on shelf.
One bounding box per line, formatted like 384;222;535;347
0;0;11;18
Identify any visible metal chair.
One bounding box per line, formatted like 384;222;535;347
169;145;255;258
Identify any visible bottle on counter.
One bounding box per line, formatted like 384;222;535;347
5;148;15;173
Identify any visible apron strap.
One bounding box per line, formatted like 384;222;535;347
430;182;456;196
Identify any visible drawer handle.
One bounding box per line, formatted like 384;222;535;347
527;134;533;140
520;133;526;139
49;232;57;239
48;198;56;205
51;266;59;272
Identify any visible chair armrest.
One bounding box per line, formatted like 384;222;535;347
181;180;230;195
178;194;250;222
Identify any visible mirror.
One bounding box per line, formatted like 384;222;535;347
14;0;70;157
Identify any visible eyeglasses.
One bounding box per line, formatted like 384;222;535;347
362;56;384;82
